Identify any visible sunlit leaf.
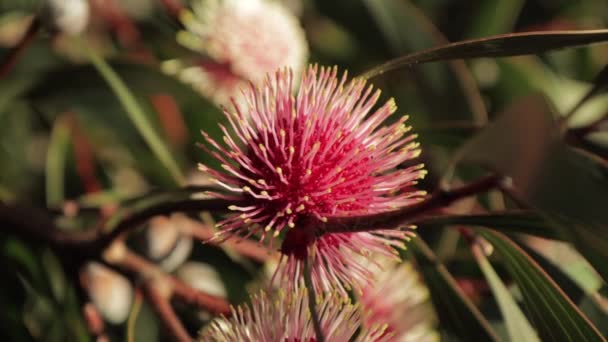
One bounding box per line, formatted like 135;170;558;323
481;231;604;341
45;117;71;207
472;242;540;341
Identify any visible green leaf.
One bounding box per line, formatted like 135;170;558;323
131;301;159;342
412;238;499;341
564;64;608;121
454;94;608;281
472;242;540;341
414;211;559;240
481;231;604;341
362;0;487;124
86;45;185;185
45;118;71;207
361;29;608;79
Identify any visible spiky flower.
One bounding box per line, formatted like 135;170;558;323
198;288;390;341
199;65;426;295
173;0;308;105
359;261;439;341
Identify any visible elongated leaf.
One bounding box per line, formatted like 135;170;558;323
45;118;71;207
413;211;558;240
86;46;185;185
454;94;608;281
565;64;608;121
412;238;499;341
481;231;604;341
472;242;540;341
361;29;608;79
362;0;488;125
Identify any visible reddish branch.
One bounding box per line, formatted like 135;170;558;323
151;94;189;147
67;114;104;194
320;174;502;234
82;303;108;341
159;0;185;19
142;283;191;342
0;17;40;79
107;245;231;315
183;219;275;262
1;175;500;252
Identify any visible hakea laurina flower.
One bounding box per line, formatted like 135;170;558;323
199;65;426;295
198;287;390;341
359;260;439;341
168;0;308;105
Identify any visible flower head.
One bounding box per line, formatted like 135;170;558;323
200;65;426;294
174;0;308;105
359;261;439;341
198;288;390;341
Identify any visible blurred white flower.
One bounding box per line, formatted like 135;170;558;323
176;261;227;298
46;0;90;35
145;215;193;272
83;262;133;324
169;0;308;105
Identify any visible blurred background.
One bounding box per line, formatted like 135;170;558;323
1;0;607;341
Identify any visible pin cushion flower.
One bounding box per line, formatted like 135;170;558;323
199;65;426;294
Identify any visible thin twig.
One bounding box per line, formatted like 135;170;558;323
142;283;192;342
96;196;242;250
109;247;231;315
321;174;502;234
303;259;325;342
82;303;106;340
159;0;185;19
0;196;236;253
172;279;232;316
182;218;275;262
0;17;40;79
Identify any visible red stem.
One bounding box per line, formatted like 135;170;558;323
142;283;192;342
111;248;231;315
184;219;275;262
0;17;40;79
321;174;502;234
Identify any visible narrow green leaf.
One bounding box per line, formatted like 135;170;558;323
86;45;185;185
362;0;488;124
361;29;608;79
412;238;499;341
472;242;540;341
126;292;143;342
45;118;71;207
564;64;608;122
481;231;605;341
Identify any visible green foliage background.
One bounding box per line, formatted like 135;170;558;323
1;0;607;341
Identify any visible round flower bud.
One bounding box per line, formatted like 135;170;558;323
46;0;89;35
82;262;133;324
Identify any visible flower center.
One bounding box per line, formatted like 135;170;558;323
243;118;373;238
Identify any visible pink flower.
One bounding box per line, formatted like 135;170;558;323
199;65;426;295
174;0;308;105
359;261;439;341
198;288;390;341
